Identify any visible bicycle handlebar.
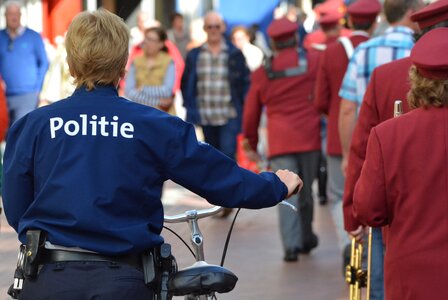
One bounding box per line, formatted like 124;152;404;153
164;206;224;223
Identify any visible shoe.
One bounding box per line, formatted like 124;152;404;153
298;234;319;254
319;195;328;205
283;249;299;262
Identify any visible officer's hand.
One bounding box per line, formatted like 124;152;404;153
275;169;303;198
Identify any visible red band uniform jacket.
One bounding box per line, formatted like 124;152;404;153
314;33;370;156
353;107;448;300
343;57;412;231
243;48;321;158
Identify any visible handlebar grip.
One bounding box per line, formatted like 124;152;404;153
164;206;224;223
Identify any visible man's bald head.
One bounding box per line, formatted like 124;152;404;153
5;1;22;32
203;11;225;45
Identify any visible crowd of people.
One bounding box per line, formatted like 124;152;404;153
1;0;448;299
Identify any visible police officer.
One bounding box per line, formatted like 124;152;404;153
243;17;321;262
2;10;302;300
353;27;448;299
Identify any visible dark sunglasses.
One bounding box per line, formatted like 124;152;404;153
205;24;221;30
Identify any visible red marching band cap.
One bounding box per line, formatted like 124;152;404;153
411;0;448;30
267;17;298;42
319;12;342;28
410;27;448;80
347;0;382;24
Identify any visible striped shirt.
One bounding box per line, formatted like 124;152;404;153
339;26;415;105
196;41;236;126
124;62;175;107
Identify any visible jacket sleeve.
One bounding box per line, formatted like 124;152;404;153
314;50;331;115
343;68;382;231
163;120;288;209
353;127;388;227
2;116;35;231
181;50;194;109
34;33;49;92
242;71;263;152
180;49;201;124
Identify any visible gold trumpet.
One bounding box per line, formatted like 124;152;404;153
345;100;403;300
345;228;372;300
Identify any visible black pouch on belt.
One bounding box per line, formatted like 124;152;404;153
23;230;47;279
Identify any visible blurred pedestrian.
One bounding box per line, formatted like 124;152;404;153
125;27;176;114
0;0;48;125
314;0;381;266
39;35;75;106
305;12;351;52
248;24;271;57
0;76;9;209
181;12;250;217
2;9;303;300
230;25;264;71
167;12;191;61
181;11;250;160
122;16;184;98
130;10;150;48
243;18;321;262
353;27;448;300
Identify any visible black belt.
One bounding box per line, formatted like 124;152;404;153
41;249;143;270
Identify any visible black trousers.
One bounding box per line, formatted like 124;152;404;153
18;261;154;300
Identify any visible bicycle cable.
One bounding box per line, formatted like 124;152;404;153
162;206;243;266
220;208;241;267
163;225;196;259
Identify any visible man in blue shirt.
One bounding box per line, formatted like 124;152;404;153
2;9;301;300
0;1;48;125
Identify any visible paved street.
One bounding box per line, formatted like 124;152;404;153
0;181;348;300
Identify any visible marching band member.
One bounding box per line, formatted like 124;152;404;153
353;27;448;300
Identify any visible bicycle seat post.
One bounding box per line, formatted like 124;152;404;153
186;210;205;262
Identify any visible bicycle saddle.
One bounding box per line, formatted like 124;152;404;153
168;261;238;296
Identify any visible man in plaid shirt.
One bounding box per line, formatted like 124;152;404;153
181;11;250;160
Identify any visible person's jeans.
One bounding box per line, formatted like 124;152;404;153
6;92;39;126
369;227;385;300
201;117;241;159
327;155;350;251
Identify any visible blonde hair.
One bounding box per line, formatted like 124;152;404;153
65;9;130;90
407;66;448;109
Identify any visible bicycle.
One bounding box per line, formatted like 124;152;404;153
157;201;298;300
157;206;235;300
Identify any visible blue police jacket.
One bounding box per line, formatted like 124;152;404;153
2;85;287;255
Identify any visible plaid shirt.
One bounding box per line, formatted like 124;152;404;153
196;41;236;126
339;26;414;105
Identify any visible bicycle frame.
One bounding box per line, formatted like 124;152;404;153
164;206;223;263
164;206;225;300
